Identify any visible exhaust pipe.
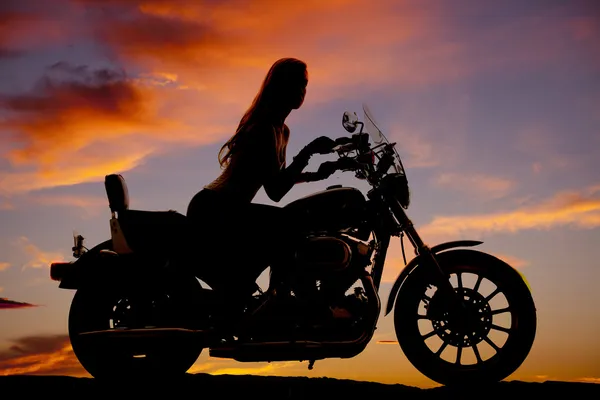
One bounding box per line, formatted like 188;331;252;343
79;327;210;340
77;328;215;350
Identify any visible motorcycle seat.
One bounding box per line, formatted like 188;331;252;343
118;209;192;255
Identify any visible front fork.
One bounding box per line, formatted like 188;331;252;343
418;247;463;312
387;198;464;314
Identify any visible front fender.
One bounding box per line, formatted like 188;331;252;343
384;240;483;316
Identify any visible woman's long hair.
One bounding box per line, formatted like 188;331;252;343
217;57;307;168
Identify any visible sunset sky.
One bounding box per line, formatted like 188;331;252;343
1;0;599;388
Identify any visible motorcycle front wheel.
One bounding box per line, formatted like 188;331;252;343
69;273;206;379
394;249;536;386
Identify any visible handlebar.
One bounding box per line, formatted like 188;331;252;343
301;134;371;183
333;133;370;153
336;157;361;171
300;157;362;183
333;136;354;154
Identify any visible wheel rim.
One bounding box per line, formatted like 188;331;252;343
419;268;520;368
416;268;517;368
109;292;174;329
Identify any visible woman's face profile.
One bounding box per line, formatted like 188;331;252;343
293;68;308;109
276;67;308;110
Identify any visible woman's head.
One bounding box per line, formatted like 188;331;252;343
247;57;308;117
262;57;308;110
218;58;308;167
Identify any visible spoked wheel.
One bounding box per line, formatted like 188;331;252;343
69;273;206;379
394;249;537;386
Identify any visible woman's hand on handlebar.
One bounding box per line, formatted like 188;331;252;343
302;135;354;158
294;136;336;167
316;160;339;178
334;136;353;146
298;161;337;183
298;157;360;183
305;136;336;155
333;135;357;153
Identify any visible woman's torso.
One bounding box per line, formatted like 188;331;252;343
204;123;288;203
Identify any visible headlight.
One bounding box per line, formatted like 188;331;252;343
381;173;410;209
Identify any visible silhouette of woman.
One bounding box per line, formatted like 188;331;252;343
186;58;335;302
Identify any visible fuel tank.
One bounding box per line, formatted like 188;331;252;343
284;185;367;232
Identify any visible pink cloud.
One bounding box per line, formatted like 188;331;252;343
0;298;38;309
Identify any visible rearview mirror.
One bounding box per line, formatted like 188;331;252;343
342;111;358;133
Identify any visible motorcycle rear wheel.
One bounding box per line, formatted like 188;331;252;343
69;274;205;379
394;249;536;386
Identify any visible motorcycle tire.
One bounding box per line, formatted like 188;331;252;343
68;273;205;379
394;249;536;386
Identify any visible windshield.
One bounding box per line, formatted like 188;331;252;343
362;103;407;177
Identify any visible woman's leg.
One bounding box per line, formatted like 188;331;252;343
224;202;291;281
185;189;233;289
186;190;285;291
186;191;303;305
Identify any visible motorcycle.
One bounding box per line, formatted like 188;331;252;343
49;105;536;386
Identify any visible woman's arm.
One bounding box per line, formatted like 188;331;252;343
251;125;334;202
263;141;311;203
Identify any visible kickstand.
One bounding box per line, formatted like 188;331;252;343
308;360;315;370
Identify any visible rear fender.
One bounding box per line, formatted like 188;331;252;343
384;240;483;316
52;240;114;290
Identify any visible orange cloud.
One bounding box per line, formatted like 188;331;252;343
0;152;153;194
97;10;230;66
0;262;10;271
29;194;108;211
0;335;87;376
0;298;38;309
12;237;65;269
527;375;600;385
187;354;300;377
207;362;297;377
420;184;600;240
81;0;600;101
2;62;164;161
576;377;600;384
73;0;443;103
3;0;597;195
13;193;111;219
0;62;200;194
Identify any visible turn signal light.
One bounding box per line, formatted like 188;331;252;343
50;262;73;282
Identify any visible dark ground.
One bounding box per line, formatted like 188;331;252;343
1;374;598;399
